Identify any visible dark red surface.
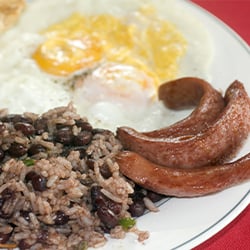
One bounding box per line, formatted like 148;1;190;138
191;1;250;249
192;0;250;45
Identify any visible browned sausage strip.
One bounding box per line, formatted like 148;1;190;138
144;77;225;138
117;81;250;168
116;151;250;197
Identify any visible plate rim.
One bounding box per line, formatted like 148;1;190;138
171;1;250;248
3;1;250;249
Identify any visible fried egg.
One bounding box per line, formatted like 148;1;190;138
0;0;213;131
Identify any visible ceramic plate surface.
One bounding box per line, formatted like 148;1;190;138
7;0;250;249
92;1;250;249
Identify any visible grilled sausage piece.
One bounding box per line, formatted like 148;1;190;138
116;151;250;197
144;77;225;138
117;81;250;168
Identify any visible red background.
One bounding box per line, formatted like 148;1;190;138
192;0;250;45
191;1;250;249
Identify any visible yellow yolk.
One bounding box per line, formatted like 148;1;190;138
32;8;187;89
32;35;103;76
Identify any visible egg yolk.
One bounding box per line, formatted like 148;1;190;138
32;7;187;87
32;35;103;76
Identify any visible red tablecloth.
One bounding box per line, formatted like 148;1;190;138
191;1;250;249
192;0;250;45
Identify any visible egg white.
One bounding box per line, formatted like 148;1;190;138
0;0;213;131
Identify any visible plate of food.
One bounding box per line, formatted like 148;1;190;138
0;0;249;249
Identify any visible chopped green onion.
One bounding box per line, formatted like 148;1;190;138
119;217;136;230
75;241;88;250
22;158;35;166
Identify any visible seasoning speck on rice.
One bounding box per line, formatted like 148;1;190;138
0;104;159;250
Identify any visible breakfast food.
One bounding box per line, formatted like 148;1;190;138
116;151;250;197
0;0;25;33
117;81;250;168
0;79;249;249
0;104;153;249
143;77;225;138
0;0;249;249
31;10;186;82
0;0;213;132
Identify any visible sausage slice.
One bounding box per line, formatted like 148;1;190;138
144;77;225;138
117;81;250;168
116;151;250;197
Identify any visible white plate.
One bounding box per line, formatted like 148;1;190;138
4;0;250;249
91;1;250;250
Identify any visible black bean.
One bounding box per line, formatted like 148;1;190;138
0;232;12;244
0;199;6;215
78;148;87;159
59;147;71;158
0;116;9;123
0;148;5;162
73;131;92;146
128;199;146;217
1;188;13;200
0;207;13;219
0;198;13;219
54;210;69;225
14;122;35;136
8;142;27;158
90;186;122;228
54;127;73;145
99;163;112;179
92;128;103;134
133;184;146;193
100;224;111;234
34;117;48;135
0;115;33;124
0;188;15;219
97;205;119;229
28;144;46;156
37;229;49;244
131;189;145;201
86;158;95;170
90;186;101;210
18;239;31;250
25;171;36;181
106;199;122;215
19;210;31;222
60;146;85;160
146;191;165;203
22;117;33;124
93;189;122;215
75;119;92;131
0;198;4;213
25;171;47;192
